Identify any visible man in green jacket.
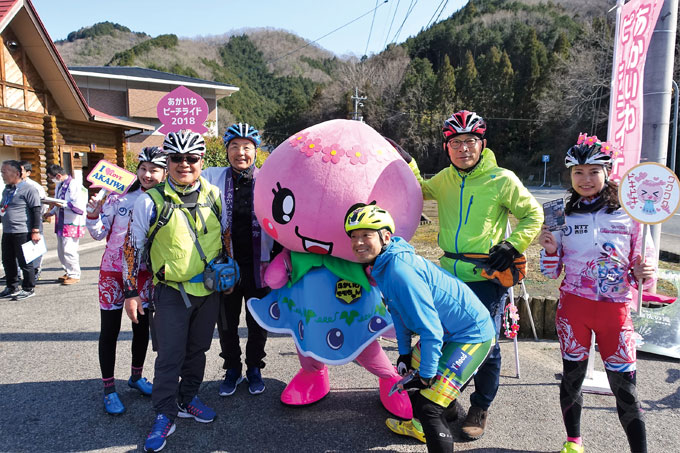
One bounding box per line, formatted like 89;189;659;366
419;110;543;440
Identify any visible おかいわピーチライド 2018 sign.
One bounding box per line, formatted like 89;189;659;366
157;85;209;134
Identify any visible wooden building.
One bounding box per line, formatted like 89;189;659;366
69;66;238;155
0;0;152;195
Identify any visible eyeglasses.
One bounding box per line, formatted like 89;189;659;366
169;154;201;164
448;138;480;149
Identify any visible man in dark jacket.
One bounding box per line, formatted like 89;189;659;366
203;123;278;397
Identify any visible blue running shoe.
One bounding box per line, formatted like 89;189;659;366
177;396;216;423
246;367;265;395
144;414;175;452
103;392;125;415
128;376;153;396
218;367;243;396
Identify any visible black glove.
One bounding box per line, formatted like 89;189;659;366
487;241;518;271
383;136;413;163
402;372;435;391
397;353;413;376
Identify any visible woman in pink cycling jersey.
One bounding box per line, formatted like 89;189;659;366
538;134;656;453
86;148;166;415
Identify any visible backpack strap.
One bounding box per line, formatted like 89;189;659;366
146;186;175;247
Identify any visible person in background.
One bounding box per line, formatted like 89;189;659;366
202;123;278;397
0;160;41;300
44;164;86;285
86;148;167;415
19;161;46;280
344;204;495;453
539;134;656;453
416;110;543;440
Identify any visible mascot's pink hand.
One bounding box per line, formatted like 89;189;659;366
265;248;292;289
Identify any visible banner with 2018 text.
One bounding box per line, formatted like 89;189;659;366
608;0;663;180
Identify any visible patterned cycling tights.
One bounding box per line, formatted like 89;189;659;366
560;359;647;453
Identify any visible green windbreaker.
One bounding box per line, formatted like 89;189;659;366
420;148;543;282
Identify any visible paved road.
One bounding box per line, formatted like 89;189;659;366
529;186;680;257
0;234;679;452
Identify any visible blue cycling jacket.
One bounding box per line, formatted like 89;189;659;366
370;237;495;379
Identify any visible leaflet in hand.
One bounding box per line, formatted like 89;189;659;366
543;198;566;231
22;237;46;263
42;196;67;207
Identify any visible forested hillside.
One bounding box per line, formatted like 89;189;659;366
56;0;680;181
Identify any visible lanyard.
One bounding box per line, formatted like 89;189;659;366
0;186;17;214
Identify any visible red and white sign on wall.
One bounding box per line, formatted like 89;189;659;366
608;0;664;180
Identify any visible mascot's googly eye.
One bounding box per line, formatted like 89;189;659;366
272;182;295;224
367;316;386;333
326;328;344;350
269;301;280;320
298;320;304;340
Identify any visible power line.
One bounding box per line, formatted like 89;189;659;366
268;0;389;64
431;0;451;28
424;0;445;29
390;0;420;45
383;0;401;48
364;0;380;56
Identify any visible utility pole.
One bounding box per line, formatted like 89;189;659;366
641;0;678;253
351;87;367;122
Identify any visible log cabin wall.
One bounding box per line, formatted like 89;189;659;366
0;28;48;189
0;27;127;197
49;117;125;195
0;107;45;185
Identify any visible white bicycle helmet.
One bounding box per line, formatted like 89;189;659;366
138;146;167;168
162;131;206;155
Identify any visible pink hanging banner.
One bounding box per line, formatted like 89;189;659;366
608;0;664;180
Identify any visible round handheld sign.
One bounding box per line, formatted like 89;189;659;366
619;162;680;225
619;161;680;312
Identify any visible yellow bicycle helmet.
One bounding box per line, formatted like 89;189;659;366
344;204;395;236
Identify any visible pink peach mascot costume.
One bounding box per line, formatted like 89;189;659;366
247;119;422;418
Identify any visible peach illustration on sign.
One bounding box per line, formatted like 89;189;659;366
631;172;668;215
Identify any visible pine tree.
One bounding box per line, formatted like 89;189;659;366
496;50;514;117
457;50;480;109
434;55;456;115
553;31;571;59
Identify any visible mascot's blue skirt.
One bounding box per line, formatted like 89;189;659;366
247;267;393;365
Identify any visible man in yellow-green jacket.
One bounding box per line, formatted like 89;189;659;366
123;131;229;453
419;110;542;441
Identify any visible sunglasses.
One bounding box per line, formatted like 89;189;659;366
169;154;201;164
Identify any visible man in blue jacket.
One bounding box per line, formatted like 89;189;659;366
344;204;495;453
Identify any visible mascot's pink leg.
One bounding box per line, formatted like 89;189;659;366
280;349;330;406
356;340;413;419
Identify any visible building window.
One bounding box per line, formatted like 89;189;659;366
0;33;46;114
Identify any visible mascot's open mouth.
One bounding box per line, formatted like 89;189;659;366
295;226;333;255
